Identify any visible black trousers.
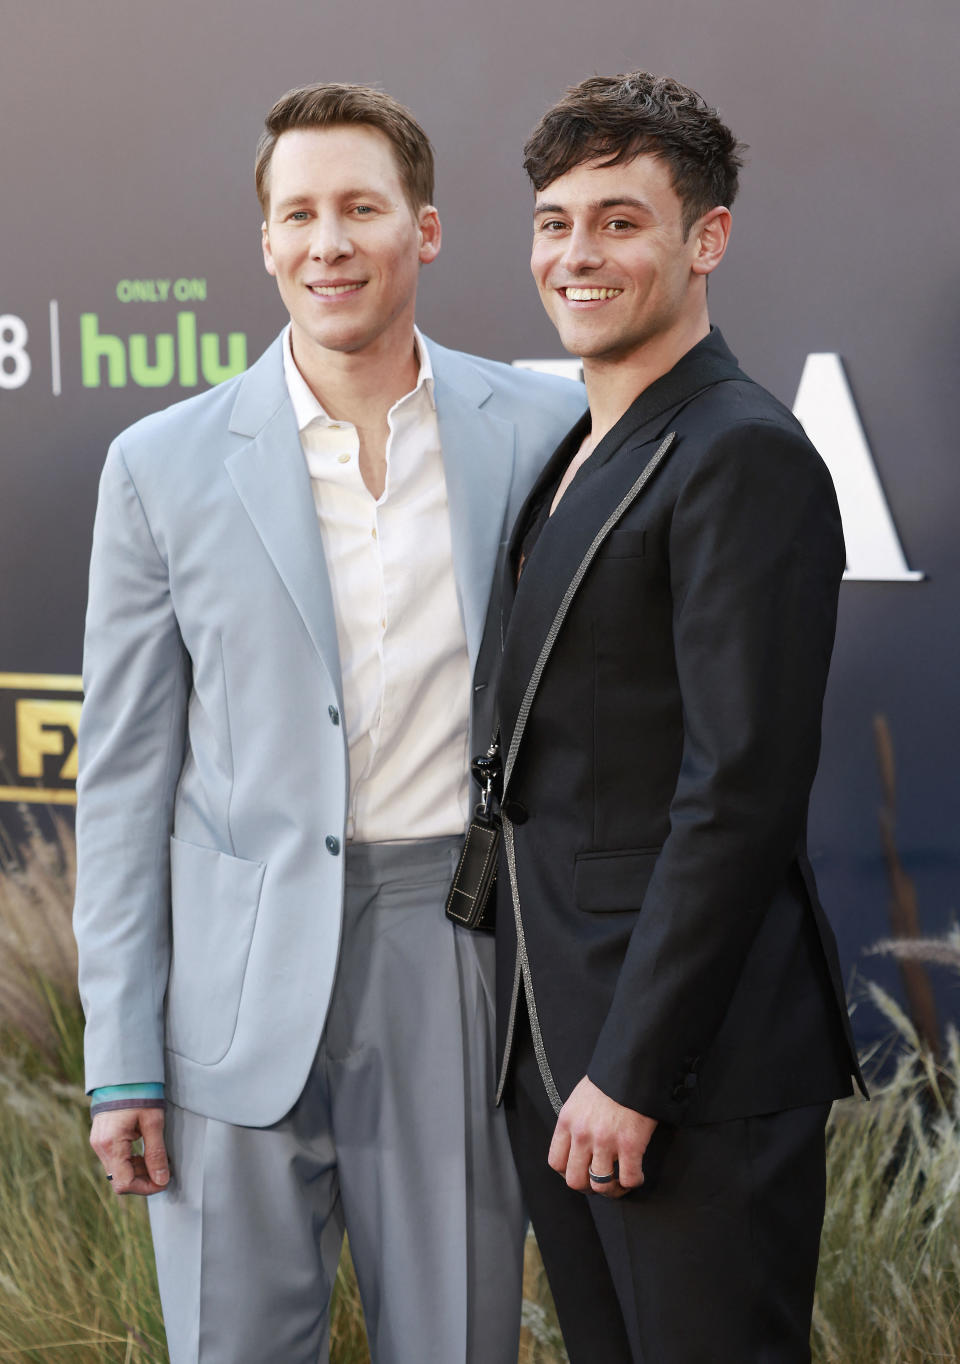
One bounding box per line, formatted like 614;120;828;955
503;1005;830;1364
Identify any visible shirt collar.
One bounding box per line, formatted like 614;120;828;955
282;324;435;435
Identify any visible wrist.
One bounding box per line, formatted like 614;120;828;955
90;1082;165;1119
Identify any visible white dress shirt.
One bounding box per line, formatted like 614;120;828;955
282;326;472;844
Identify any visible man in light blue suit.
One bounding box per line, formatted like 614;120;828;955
74;83;585;1363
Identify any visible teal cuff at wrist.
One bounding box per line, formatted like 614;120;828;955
90;1083;165;1105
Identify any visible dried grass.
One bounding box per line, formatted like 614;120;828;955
0;813;82;1084
813;987;960;1363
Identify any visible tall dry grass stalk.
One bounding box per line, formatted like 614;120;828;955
873;714;941;1057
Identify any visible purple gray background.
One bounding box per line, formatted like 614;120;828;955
1;0;957;1052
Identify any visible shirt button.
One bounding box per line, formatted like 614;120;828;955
325;835;341;855
328;705;340;725
371;526;377;540
337;453;351;464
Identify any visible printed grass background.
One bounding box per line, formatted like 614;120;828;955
2;813;960;1362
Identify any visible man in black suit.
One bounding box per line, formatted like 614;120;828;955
493;72;865;1363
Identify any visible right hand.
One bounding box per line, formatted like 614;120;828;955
90;1107;170;1195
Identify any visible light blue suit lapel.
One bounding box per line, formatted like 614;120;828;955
224;338;344;707
428;340;516;675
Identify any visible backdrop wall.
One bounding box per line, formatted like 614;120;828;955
1;0;957;1052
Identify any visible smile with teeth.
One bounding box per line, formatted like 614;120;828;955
563;286;623;301
308;282;366;297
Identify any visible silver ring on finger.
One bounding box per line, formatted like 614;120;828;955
588;1160;619;1185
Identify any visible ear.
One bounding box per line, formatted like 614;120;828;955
261;221;277;278
690;206;731;276
417;205;442;265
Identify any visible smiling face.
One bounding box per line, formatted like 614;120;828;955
530;152;729;378
261;124;440;376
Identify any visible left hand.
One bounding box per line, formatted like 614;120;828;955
548;1075;658;1198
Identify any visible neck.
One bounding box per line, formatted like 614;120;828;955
582;312;710;447
291;327;421;430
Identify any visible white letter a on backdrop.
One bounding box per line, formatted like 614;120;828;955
793;353;922;582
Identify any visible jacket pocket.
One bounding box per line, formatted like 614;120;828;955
574;847;660;912
165;836;266;1065
603;528;647;559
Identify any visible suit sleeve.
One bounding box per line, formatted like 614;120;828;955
73;439;190;1091
586;418;845;1122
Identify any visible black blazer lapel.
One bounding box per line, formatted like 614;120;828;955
499;329;746;758
500;421;675;757
505;327;744;578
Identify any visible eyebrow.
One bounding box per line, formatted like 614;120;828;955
273;188;392;213
534;196;654;217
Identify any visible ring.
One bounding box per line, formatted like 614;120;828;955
106;1173;113;1182
588;1160;619;1185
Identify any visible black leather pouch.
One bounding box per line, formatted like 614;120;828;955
444;813;500;932
445;738;501;932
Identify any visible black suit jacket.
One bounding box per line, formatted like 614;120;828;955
495;329;865;1127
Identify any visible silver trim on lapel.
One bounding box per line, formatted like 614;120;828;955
495;432;677;1109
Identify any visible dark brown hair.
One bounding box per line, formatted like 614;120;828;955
523;72;746;236
256;83;435;214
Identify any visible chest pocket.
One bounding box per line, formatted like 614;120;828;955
603;528;647;559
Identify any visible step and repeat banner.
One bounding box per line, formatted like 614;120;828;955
1;0;956;1050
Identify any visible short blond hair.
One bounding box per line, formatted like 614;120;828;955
256;83;435;214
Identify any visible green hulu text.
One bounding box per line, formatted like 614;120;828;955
80;312;247;388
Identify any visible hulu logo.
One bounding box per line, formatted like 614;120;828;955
81;312;247;388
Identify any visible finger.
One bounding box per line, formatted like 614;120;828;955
116;1154;169;1197
107;1144;139;1194
547;1121;572;1177
588;1149;620;1195
140;1110;170;1187
615;1153;645;1191
563;1129;594;1191
616;1119;656;1191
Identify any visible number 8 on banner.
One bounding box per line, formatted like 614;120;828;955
0;315;31;389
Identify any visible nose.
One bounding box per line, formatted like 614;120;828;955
562;222;603;273
310;212;354;264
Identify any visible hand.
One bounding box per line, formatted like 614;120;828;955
90;1107;170;1196
548;1075;657;1199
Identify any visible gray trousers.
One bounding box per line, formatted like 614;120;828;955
149;837;525;1363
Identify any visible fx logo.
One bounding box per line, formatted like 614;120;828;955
514;353;922;582
0;674;83;806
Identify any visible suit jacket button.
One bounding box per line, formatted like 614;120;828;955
325;835;341;855
502;799;528;824
328;705;340;725
671;1083;686;1101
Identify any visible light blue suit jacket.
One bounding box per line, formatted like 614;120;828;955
73;333;585;1126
